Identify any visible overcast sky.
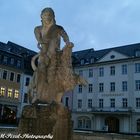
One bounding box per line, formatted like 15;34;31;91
0;0;140;52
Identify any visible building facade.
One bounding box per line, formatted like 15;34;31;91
0;41;35;124
0;42;23;124
1;40;140;134
0;41;72;123
72;43;140;134
19;49;35;115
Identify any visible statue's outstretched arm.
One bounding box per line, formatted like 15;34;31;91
34;27;42;43
59;27;74;49
59;27;70;44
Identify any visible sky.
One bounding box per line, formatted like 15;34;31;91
0;0;140;52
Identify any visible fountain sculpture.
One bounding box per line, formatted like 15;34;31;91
18;8;86;140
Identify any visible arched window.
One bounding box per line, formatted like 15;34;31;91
77;116;91;129
137;119;140;132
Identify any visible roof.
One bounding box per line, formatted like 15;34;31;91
7;41;36;57
1;40;140;67
72;43;140;66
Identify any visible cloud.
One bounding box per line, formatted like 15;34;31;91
67;0;140;50
0;0;140;52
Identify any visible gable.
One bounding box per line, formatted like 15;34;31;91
98;50;128;62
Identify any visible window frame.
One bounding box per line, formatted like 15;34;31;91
110;82;115;92
89;68;93;77
110;66;115;76
88;99;92;108
122;81;128;92
99;67;104;77
78;99;82;109
122;64;127;75
99;99;104;108
99;83;104;92
122;98;128;108
88;84;93;93
110;98;115;108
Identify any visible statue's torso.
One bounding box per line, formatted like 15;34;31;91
35;25;62;44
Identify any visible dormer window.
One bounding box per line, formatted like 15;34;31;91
85;59;89;64
17;60;21;68
10;58;14;65
90;58;95;63
3;56;8;64
135;50;140;57
80;59;85;65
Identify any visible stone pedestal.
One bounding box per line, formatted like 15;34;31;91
18;103;73;140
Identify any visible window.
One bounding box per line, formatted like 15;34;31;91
88;99;92;108
2;70;8;80
110;66;115;75
24;93;28;103
136;98;140;108
89;69;93;77
122;64;127;75
110;98;115;108
3;56;8;64
80;59;85;65
0;87;5;96
110;55;115;59
7;89;12;98
90;58;94;63
77;118;91;129
86;119;91;129
65;97;69;107
88;84;93;93
17;74;21;83
10;58;14;65
135;80;140;91
99;67;104;77
25;77;30;86
137;119;140;132
99;83;104;92
122;98;127;108
110;82;115;92
14;90;19;99
135;50;140;57
78;85;82;93
17;60;21;68
78;99;82;109
10;72;15;81
122;81;127;91
79;70;83;76
135;63;140;73
99;99;103;108
78;120;82;128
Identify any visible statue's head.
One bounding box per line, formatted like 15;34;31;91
41;7;56;25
